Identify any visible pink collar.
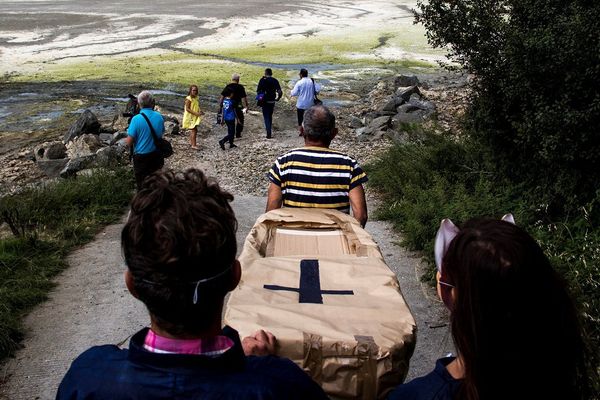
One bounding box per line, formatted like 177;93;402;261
143;329;234;356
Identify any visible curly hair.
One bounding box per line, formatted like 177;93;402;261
121;169;237;335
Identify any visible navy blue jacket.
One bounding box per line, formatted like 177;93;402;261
387;357;461;400
56;326;328;400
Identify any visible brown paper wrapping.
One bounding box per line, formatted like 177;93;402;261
224;208;416;399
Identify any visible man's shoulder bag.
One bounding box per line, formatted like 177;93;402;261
140;112;173;158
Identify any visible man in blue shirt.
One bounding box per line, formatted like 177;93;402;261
56;169;329;400
126;90;165;189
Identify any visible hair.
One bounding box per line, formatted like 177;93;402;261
264;68;273;76
231;73;240;82
121;169;237;336
441;218;589;400
300;68;308;78
302;105;336;144
188;84;198;96
137;90;154;109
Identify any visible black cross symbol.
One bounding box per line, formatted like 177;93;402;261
264;259;354;304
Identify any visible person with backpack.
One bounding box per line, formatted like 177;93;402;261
256;68;282;139
218;88;238;150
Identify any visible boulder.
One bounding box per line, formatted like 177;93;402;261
110;131;128;145
34;141;67;160
349;116;364;129
36;159;69;178
396;86;421;103
96;145;128;166
164;120;180;136
63;109;101;143
66;134;103;159
59;154;97;178
98;133;114;144
394;75;420;89
391;110;430;127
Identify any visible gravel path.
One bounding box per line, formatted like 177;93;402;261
0;103;453;399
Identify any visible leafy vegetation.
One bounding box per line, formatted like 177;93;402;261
368;0;599;392
0;168;133;359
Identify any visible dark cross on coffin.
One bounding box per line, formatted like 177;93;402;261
264;259;354;304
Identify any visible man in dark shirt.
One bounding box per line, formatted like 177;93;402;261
219;73;249;138
57;169;329;400
256;68;283;139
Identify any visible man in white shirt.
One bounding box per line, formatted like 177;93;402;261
290;68;321;135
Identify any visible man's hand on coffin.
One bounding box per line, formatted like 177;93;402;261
242;329;277;356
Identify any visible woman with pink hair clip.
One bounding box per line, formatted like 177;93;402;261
388;215;591;400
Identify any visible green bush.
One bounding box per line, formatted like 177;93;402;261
0;168;133;359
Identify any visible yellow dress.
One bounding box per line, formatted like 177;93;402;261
182;95;201;129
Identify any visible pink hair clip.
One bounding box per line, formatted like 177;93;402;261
434;214;515;273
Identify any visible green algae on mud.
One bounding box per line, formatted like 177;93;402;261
7;30;439;87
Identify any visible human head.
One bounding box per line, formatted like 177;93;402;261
137;90;155;109
188;84;199;96
301;105;337;146
299;68;308;78
231;73;240;82
440;218;587;399
264;68;273;77
121;169;239;336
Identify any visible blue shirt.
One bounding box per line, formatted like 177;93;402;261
223;98;236;121
127;108;164;155
57;326;328;400
387;357;461;400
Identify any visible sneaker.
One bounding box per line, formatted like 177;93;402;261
229;143;238;149
218;140;225;150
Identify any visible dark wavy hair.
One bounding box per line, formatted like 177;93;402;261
121;169;237;335
442;218;589;400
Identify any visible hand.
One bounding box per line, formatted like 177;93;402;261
242;330;276;356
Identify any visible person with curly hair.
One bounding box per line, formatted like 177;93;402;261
57;169;328;400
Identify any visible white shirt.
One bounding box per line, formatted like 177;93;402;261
291;77;322;110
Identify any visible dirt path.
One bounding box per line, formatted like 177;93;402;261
0;194;452;399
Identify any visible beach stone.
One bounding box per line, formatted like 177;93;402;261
63;109;101;143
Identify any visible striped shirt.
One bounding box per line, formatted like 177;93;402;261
268;146;368;212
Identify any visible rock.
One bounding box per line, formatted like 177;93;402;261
382;98;398;112
110;131;128;145
408;97;437;111
63;109;101;143
391;110;430;127
34;141;67;160
164;120;180;136
66;134;103;159
369;115;391;131
36;159;69;178
96;146;128;166
349;116;364;129
60;154;98;178
396;86;422;103
394;75;420;89
396;103;422;114
98;133;114;144
385;130;410;144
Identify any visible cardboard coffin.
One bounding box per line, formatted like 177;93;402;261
224;208;416;399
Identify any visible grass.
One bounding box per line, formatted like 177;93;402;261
0;167;133;360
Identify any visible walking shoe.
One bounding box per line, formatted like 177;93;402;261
229;143;238;149
266;135;273;139
218;140;225;150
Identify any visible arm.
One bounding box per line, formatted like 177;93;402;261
243;96;249;110
349;184;368;227
266;182;283;212
290;81;300;97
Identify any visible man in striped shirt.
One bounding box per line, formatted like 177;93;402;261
266;105;368;227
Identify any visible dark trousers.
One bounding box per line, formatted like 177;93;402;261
262;102;275;137
220;120;236;146
133;151;164;190
234;107;244;137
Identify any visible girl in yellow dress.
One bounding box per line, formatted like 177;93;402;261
182;85;202;150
